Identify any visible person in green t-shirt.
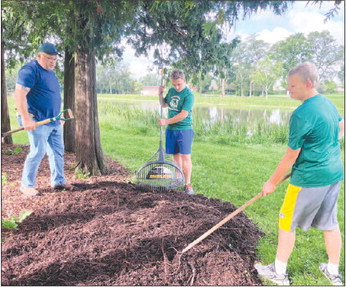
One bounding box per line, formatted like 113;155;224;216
255;62;344;286
158;69;194;194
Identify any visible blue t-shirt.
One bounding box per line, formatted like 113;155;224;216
16;60;61;126
288;94;343;187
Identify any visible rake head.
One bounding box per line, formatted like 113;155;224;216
136;160;185;191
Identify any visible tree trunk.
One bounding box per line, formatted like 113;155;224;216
1;41;13;144
74;47;107;175
221;78;225;97
63;49;75;152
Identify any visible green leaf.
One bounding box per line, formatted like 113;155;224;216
2;219;18;230
13;147;23;154
18;210;33;223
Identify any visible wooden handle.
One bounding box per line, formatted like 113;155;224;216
181;192;262;254
1;127;24;137
1;118;52;138
67;109;74;119
181;172;291;254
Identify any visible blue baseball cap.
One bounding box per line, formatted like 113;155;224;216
38;42;61;56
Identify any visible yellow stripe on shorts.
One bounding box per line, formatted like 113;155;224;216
279;184;302;232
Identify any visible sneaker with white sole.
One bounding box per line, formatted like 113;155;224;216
319;263;343;286
254;262;290;285
184;184;194;195
20;186;39;197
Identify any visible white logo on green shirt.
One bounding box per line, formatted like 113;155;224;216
169;96;180;111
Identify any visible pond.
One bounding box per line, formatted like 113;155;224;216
108;100;292;128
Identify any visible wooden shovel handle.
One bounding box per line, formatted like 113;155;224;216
2;109;75;138
67;108;74;119
2;118;52;138
181;172;291;254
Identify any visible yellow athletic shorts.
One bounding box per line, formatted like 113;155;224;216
279;182;340;232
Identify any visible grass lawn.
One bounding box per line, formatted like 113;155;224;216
4;92;345;286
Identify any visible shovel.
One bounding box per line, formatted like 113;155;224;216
181;172;291;254
1;109;75;138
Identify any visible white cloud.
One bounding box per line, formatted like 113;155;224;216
287;1;344;44
288;10;344;44
256;27;293;44
230;1;344;45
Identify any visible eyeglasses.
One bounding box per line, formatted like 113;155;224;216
42;54;58;61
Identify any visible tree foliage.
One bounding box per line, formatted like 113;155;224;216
128;1;289;79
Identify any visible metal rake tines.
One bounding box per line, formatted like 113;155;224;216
136;161;184;191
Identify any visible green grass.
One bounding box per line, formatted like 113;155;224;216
5;93;345;285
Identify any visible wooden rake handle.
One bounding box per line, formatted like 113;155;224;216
181;172;291;254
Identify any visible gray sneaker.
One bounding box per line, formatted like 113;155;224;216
254;262;290;285
184;184;194;195
319;263;343;286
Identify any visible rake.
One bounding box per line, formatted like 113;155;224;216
181;172;292;254
136;68;185;191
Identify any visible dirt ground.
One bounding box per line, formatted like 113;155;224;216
1;144;265;286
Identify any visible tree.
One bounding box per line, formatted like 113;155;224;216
306;31;344;83
1;41;12;144
128;1;290;82
2;0;138;175
63;50;75;152
270;33;313;87
1;2;37;144
338;63;344;89
140;73;160;86
251;56;283;99
230;35;270;96
71;1;138;175
323;80;338;94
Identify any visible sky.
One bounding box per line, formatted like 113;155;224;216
123;1;344;79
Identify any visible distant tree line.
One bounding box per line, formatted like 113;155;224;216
85;30;346;96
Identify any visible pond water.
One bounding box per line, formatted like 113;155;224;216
194;106;291;126
109;101;292;128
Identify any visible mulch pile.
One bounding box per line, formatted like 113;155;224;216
1;144;264;286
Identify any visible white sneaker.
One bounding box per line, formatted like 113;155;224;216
254;262;290;285
20;186;39;197
319;263;343;286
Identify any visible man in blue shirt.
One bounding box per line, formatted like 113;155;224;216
14;42;72;196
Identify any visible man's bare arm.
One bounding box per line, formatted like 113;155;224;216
14;84;36;130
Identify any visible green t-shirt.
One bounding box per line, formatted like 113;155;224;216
288;94;344;187
164;87;194;130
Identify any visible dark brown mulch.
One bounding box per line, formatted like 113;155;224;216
1;144;264;286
